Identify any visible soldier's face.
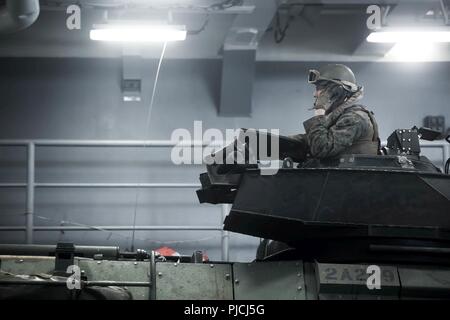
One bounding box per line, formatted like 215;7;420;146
313;83;333;111
314;83;327;100
314;88;324;99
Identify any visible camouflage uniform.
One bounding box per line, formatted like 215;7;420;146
291;64;380;159
290;103;379;159
257;64;380;260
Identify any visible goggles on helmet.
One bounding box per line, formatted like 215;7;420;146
308;69;359;93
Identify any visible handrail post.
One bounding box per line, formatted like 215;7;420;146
26;143;35;244
444;144;449;171
221;204;230;262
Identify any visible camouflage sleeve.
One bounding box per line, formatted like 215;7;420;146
303;112;368;158
286;133;310;160
288;133;308;144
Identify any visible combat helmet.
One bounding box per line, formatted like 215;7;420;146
308;64;360;93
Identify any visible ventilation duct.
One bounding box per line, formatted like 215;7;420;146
0;0;40;34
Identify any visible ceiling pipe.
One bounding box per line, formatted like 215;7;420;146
0;0;40;34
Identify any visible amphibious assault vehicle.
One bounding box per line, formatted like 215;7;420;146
0;128;449;299
196;127;450;299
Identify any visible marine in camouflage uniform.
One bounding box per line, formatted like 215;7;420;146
290;64;380;160
257;65;380;260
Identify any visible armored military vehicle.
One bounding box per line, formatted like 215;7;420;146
0;128;449;300
196;127;450;299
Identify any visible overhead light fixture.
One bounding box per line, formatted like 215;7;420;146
90;24;187;42
367;30;450;43
385;42;438;62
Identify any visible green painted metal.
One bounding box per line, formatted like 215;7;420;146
0;256;55;275
76;259;150;300
155;262;233;300
233;261;305;300
303;262;319;300
3;254;450;300
398;266;450;299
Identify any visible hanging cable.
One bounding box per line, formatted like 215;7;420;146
274;7;295;44
187;14;210;35
35;215;221;245
130;42;167;252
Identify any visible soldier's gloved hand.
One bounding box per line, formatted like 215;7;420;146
314;108;326;116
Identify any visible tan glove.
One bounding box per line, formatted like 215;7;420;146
314;108;326;116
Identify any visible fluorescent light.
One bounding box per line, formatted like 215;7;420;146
367;31;450;43
385;42;437;62
90;25;187;42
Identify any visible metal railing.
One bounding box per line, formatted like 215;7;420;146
0;139;230;261
0;139;448;261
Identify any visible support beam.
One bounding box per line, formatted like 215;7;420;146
219;0;279;116
221;204;231;261
122;54;142;102
26;143;35;244
219;45;256;117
